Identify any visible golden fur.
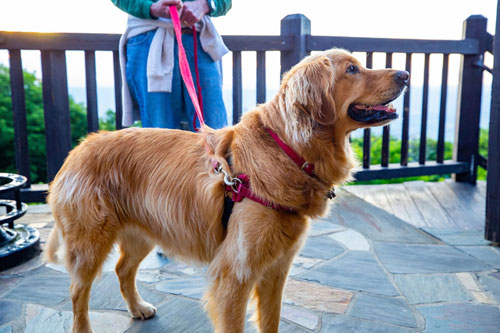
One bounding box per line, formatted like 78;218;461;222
45;49;406;333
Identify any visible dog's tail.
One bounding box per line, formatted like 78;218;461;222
44;216;65;264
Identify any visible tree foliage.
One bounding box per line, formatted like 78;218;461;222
0;64;88;183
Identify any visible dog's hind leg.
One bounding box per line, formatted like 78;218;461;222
115;227;156;320
65;217;117;333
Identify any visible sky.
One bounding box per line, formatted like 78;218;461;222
0;0;497;37
0;0;497;108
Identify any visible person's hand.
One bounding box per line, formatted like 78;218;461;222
150;0;183;19
179;0;209;26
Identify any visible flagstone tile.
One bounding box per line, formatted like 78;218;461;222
456;246;500;268
125;297;211;333
349;294;417;328
322;313;416;333
308;220;345;236
0;300;22;326
322;190;440;244
24;304;131;333
421;228;491;246
88;273;167;311
280;305;319;330
294;251;399;296
3;272;70;306
278;320;309;332
299;236;344;260
284;279;353;314
456;272;481;291
328;229;370;251
394;274;471;304
478;272;500;304
418;303;500;332
156;276;208;300
290;256;322;276
0;326;12;333
374;242;489;274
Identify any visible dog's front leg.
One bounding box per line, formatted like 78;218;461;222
252;250;297;333
204;273;253;333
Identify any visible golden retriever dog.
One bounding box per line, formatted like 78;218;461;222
45;48;408;333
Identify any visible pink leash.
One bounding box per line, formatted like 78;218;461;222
169;6;205;130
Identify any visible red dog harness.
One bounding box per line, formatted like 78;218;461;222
214;128;335;226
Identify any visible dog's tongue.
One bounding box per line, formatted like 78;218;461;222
355;104;396;113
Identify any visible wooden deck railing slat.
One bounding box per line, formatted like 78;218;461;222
419;53;430;165
401;53;412;166
113;50;123;130
437;53;450;163
362;52;373;169
256;51;266;104
232;51;242;124
84;50;99;133
8;49;31;186
381;52;392;167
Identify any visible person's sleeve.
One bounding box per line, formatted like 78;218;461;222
111;0;156;19
210;0;232;17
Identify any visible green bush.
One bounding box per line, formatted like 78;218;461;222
0;64;110;183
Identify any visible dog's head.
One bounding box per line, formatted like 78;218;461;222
280;48;408;143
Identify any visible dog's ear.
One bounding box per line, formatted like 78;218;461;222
283;55;336;142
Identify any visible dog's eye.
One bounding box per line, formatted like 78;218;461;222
346;65;359;74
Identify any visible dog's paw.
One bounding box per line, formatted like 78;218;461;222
129;301;157;320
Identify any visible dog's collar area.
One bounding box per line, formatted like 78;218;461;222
267;128;316;177
267;128;336;199
212;128;338;227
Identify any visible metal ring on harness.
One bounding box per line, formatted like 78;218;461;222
230;178;242;193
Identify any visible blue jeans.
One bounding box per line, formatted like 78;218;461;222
126;29;227;130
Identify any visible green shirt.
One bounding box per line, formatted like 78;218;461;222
111;0;231;20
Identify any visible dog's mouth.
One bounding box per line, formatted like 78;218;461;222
347;101;399;123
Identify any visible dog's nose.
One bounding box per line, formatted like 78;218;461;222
396;71;410;85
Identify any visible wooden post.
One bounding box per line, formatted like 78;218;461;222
8;49;31;186
485;3;500;243
41;50;72;182
280;14;311;76
454;15;487;184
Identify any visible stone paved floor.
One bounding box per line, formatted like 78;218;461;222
1;188;500;332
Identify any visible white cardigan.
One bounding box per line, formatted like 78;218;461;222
119;15;229;126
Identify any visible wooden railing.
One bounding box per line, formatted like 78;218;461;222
0;13;498;240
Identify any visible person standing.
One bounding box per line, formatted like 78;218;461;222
112;0;231;130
